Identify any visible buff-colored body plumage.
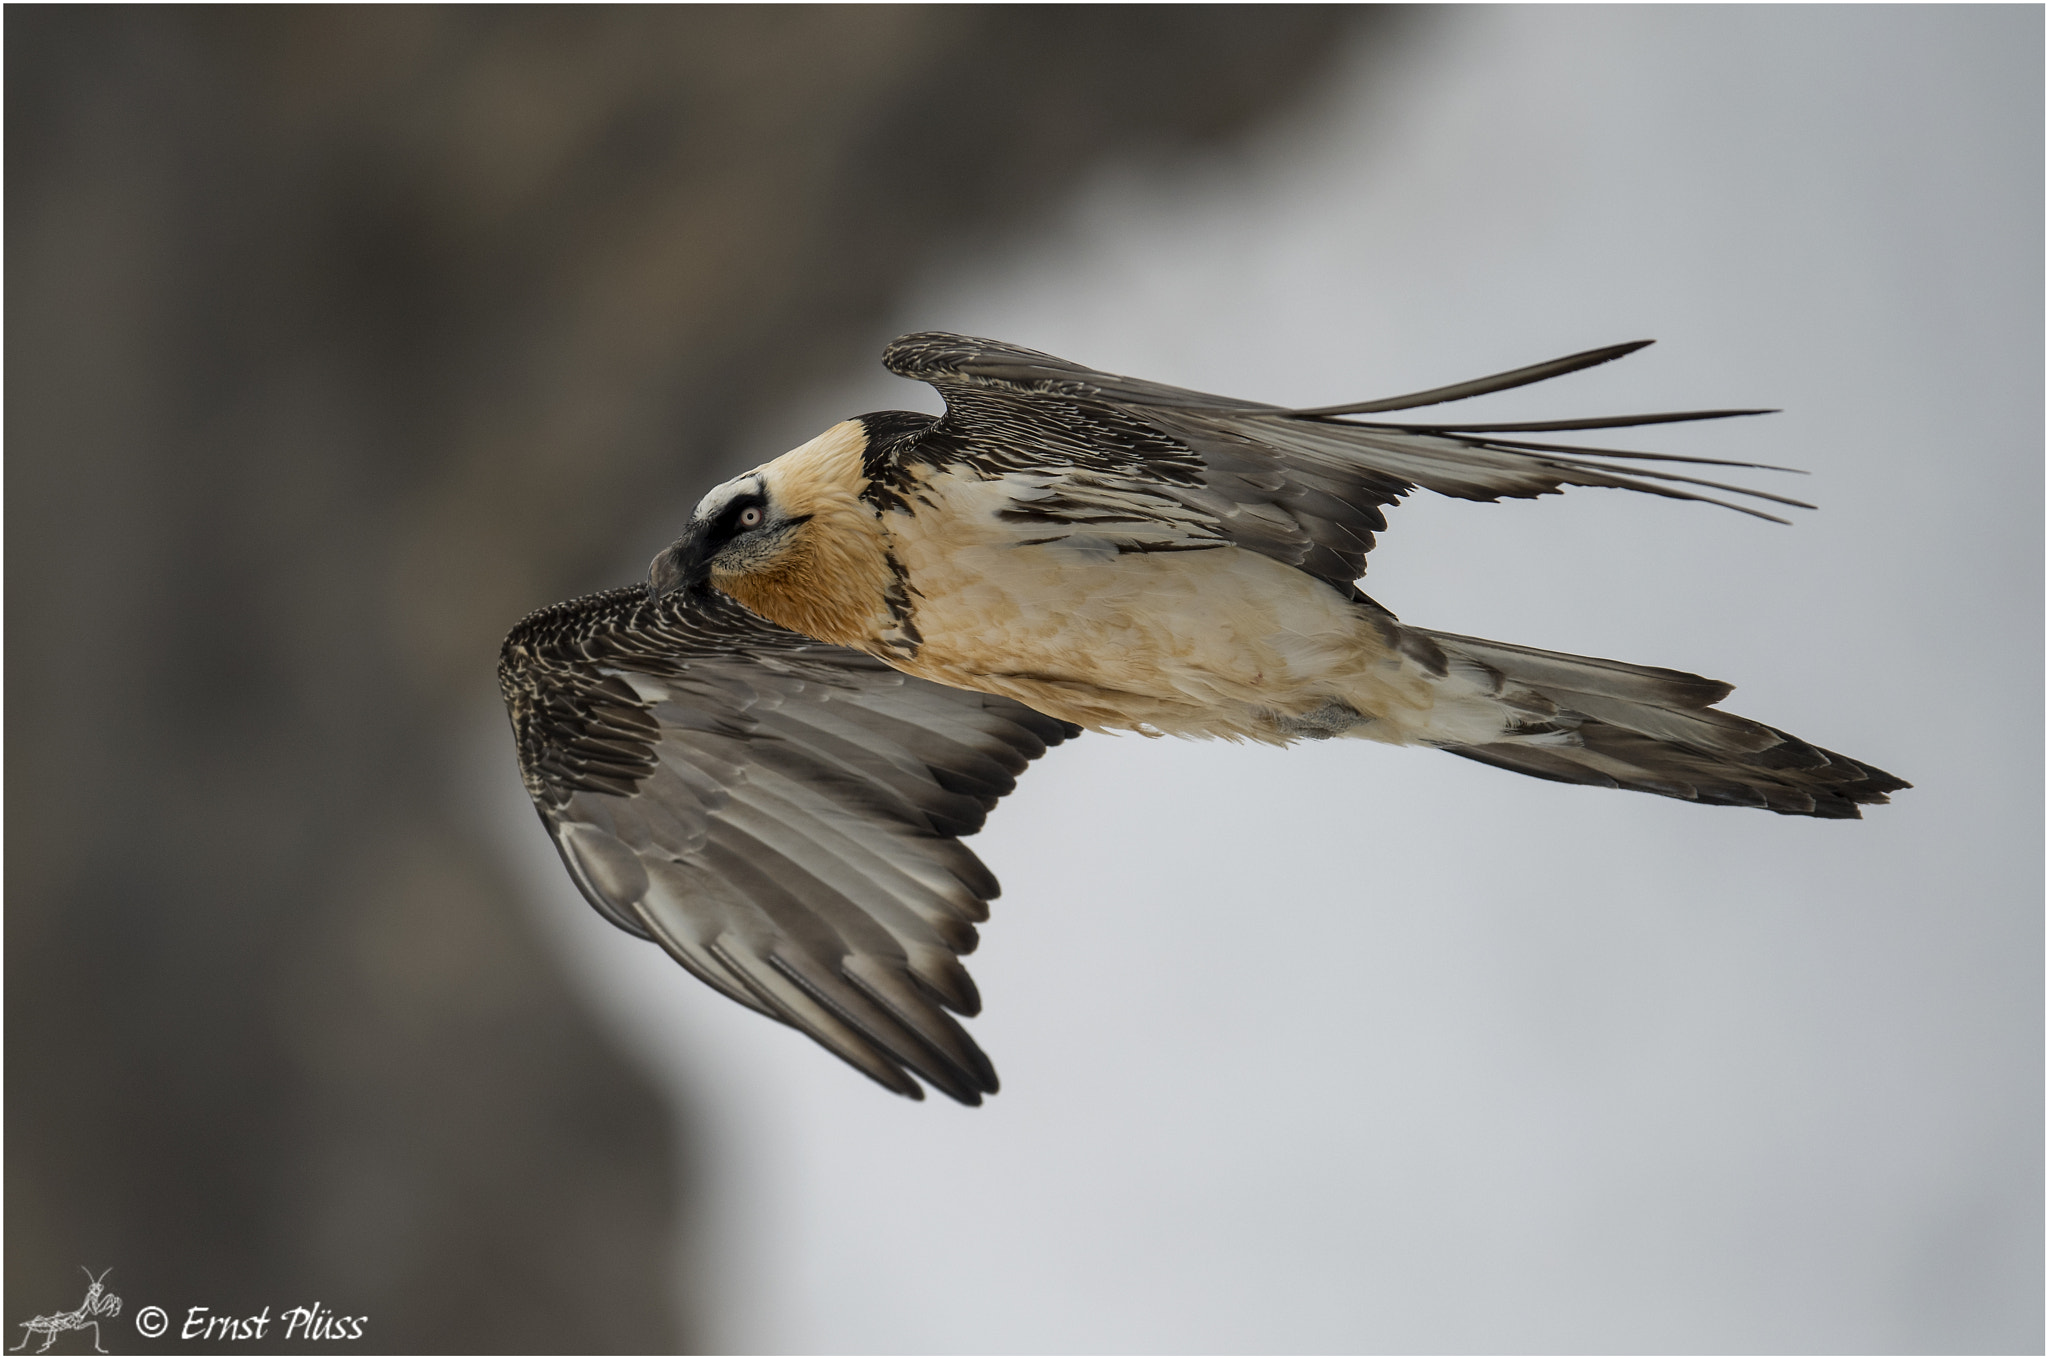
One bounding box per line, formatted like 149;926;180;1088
710;420;1505;747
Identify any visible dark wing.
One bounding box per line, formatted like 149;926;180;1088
500;584;1078;1105
883;332;1808;590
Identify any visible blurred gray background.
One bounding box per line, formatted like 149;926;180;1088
10;5;2041;1356
6;7;1362;1351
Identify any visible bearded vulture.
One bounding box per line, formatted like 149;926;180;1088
500;333;1906;1104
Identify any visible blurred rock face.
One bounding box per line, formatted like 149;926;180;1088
6;8;1362;1351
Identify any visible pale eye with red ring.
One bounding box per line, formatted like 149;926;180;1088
738;506;764;528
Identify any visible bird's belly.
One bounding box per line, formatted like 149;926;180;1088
890;541;1435;742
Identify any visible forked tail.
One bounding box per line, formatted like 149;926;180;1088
1404;629;1908;819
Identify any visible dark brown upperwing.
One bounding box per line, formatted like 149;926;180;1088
500;584;1078;1104
884;332;1803;590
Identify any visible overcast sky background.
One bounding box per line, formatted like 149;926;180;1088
488;7;2040;1352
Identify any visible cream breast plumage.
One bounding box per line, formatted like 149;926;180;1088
504;332;1906;1103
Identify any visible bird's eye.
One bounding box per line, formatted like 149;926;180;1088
738;506;764;529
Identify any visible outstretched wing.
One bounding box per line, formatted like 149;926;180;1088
882;332;1808;589
500;584;1078;1104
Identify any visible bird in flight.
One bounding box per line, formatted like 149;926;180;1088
500;333;1906;1104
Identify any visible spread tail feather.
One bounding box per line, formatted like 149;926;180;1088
1409;629;1908;819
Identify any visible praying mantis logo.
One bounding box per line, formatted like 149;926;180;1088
11;1269;121;1355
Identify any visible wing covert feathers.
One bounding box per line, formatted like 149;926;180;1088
883;332;1808;589
499;585;1078;1104
1411;630;1909;819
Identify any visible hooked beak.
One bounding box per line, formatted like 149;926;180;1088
647;526;711;601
